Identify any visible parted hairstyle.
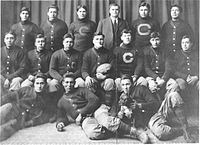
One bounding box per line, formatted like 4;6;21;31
150;32;160;38
48;4;59;11
121;29;132;36
4;31;16;39
35;72;47;83
139;2;150;10
77;5;88;12
93;32;105;39
170;4;182;13
120;74;133;84
63;33;75;41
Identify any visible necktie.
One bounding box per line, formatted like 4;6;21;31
113;19;117;32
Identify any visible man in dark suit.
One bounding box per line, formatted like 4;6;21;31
96;3;129;52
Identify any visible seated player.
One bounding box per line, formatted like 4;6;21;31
149;78;194;143
0;73;54;141
81;32;115;107
21;34;52;88
114;29;147;92
56;72;149;143
143;32;173;97
1;32;26;94
118;74;159;130
49;33;84;92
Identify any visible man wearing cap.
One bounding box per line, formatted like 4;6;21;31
0;73;54;141
10;7;41;54
56;72;149;143
21;34;52;88
161;4;194;55
40;4;68;52
49;33;84;92
96;3;129;51
1;32;26;94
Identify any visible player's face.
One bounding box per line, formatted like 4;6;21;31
93;35;104;49
63;37;74;51
34;78;46;93
121;79;132;94
121;33;132;45
139;6;149;18
150;37;160;48
62;77;75;93
171;7;180;19
109;6;120;18
77;7;87;19
47;8;58;21
20;11;29;21
181;38;192;52
148;80;158;93
4;34;15;48
35;37;45;52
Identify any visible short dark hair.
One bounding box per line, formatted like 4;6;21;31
121;29;132;36
48;4;59;11
93;32;105;39
20;7;30;15
63;33;74;41
139;2;150;10
35;33;46;43
181;35;192;43
63;72;75;80
150;32;160;39
5;31;16;39
77;5;88;12
35;72;47;83
170;4;182;13
109;3;120;9
120;74;133;84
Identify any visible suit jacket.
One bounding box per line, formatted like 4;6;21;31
96;17;129;51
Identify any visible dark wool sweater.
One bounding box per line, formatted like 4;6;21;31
1;46;26;80
27;49;52;77
10;21;41;53
143;45;172;81
1;87;53;126
57;87;100;125
161;19;194;55
129;85;159;112
172;49;199;80
69;18;96;53
49;49;82;82
132;16;160;49
81;47;114;79
114;43;143;78
40;18;68;52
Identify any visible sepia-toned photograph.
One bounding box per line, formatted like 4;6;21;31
0;0;199;144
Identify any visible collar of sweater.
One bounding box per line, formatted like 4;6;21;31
77;18;88;22
139;16;150;20
48;18;58;24
20;20;30;25
121;43;133;49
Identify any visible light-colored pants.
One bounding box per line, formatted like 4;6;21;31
115;76;147;92
82;104;120;140
148;91;184;140
1;75;23;91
